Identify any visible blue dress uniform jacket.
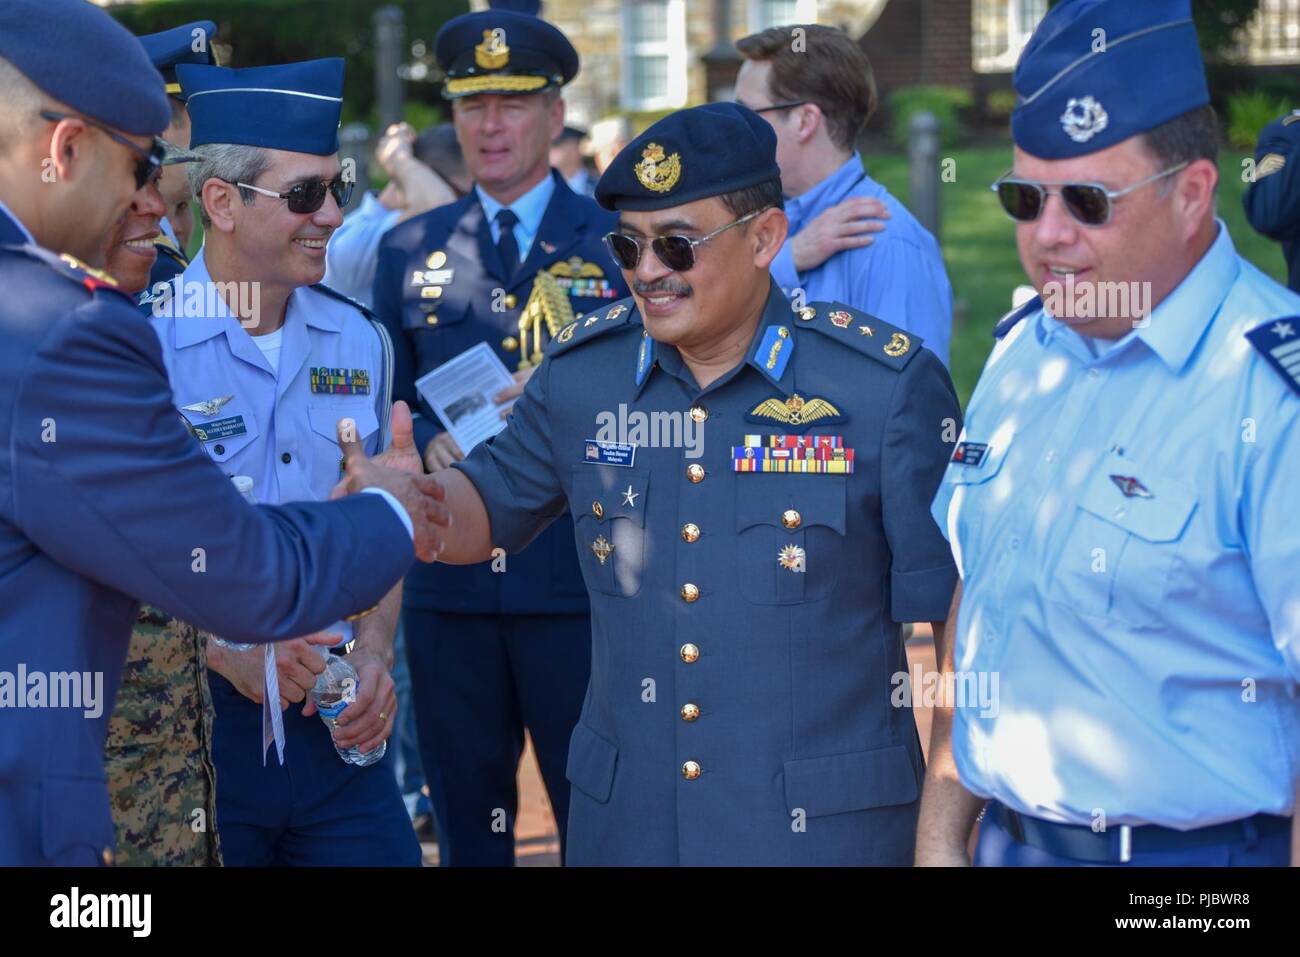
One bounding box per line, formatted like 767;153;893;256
0;212;413;866
1243;111;1300;294
374;171;628;614
455;282;961;865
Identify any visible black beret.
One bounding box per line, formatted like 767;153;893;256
595;103;780;212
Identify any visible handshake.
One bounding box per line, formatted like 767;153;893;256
330;400;451;562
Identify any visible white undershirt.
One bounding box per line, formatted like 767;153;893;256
251;326;284;374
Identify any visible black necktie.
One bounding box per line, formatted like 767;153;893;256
495;208;520;278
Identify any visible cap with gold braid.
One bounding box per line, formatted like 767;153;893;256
138;21;220;102
434;5;578;100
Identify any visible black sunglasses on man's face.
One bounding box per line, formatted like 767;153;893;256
40;110;164;190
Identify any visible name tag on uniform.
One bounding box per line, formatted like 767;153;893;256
191;415;247;442
310;367;371;395
952;441;989;467
410;268;454;287
583;439;636;467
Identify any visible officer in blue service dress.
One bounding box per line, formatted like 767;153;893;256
373;5;629;865
384;102;961;865
1243;108;1300;294
0;0;439;866
148;57;422;866
918;0;1300;867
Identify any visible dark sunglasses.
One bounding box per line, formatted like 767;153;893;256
232;177;354;215
40;109;164;190
991;161;1189;228
604;207;769;273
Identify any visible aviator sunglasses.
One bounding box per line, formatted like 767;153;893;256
992;161;1189;228
229;177;354;215
604;207;770;273
40;110;164;190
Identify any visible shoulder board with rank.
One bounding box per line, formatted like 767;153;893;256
795;300;921;371
310;282;378;320
1245;317;1300;396
993;295;1041;340
545;296;638;357
153;234;189;269
1;242;133;300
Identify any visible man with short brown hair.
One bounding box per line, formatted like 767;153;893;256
735;23;953;366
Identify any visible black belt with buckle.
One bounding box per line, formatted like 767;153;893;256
990;801;1291;864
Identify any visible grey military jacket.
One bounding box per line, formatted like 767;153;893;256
457;281;960;865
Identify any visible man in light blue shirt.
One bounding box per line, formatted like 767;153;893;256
735;24;953;367
918;0;1300;867
150;57;422;867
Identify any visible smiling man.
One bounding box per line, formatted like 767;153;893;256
373;5;628;866
919;0;1300;867
382;102;961;865
146;58;421;867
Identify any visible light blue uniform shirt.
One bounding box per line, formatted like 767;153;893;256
932;223;1300;828
770;152;954;367
476;171;555;261
150;248;395;643
323;191;403;308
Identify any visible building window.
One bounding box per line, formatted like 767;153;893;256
748;0;818;32
621;0;687;111
972;0;1048;73
1237;0;1300;64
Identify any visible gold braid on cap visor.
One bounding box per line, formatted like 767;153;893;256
445;74;550;95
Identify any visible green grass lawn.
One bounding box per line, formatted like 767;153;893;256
862;145;1290;406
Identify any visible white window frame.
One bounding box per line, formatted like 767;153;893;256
747;0;818;33
621;0;687;111
1238;0;1300;65
973;0;1048;74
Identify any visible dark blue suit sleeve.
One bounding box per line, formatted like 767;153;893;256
880;347;961;622
453;351;567;554
1243;118;1300;241
373;233;441;455
10;296;414;643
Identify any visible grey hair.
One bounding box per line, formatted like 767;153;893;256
0;56;47;156
188;143;271;227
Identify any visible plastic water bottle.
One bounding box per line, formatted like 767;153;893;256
212;476;259;652
310;649;387;767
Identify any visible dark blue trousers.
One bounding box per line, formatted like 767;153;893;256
975;806;1290;866
210;672;421;867
403;610;591;866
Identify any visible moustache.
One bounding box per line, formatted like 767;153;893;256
634;279;693;297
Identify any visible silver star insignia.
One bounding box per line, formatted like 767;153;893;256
1272;321;1295;339
621;485;639;508
181;395;235;417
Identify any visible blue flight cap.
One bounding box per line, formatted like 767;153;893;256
594;103;780;212
435;7;577;99
139;21;220;102
1012;0;1210;159
0;0;170;136
179;58;346;156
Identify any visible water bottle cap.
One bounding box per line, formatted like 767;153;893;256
231;475;254;494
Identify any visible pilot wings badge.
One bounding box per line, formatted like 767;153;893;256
182;395;235;417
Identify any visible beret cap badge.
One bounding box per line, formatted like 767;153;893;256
635;142;682;194
1060;95;1109;144
475;28;510;69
